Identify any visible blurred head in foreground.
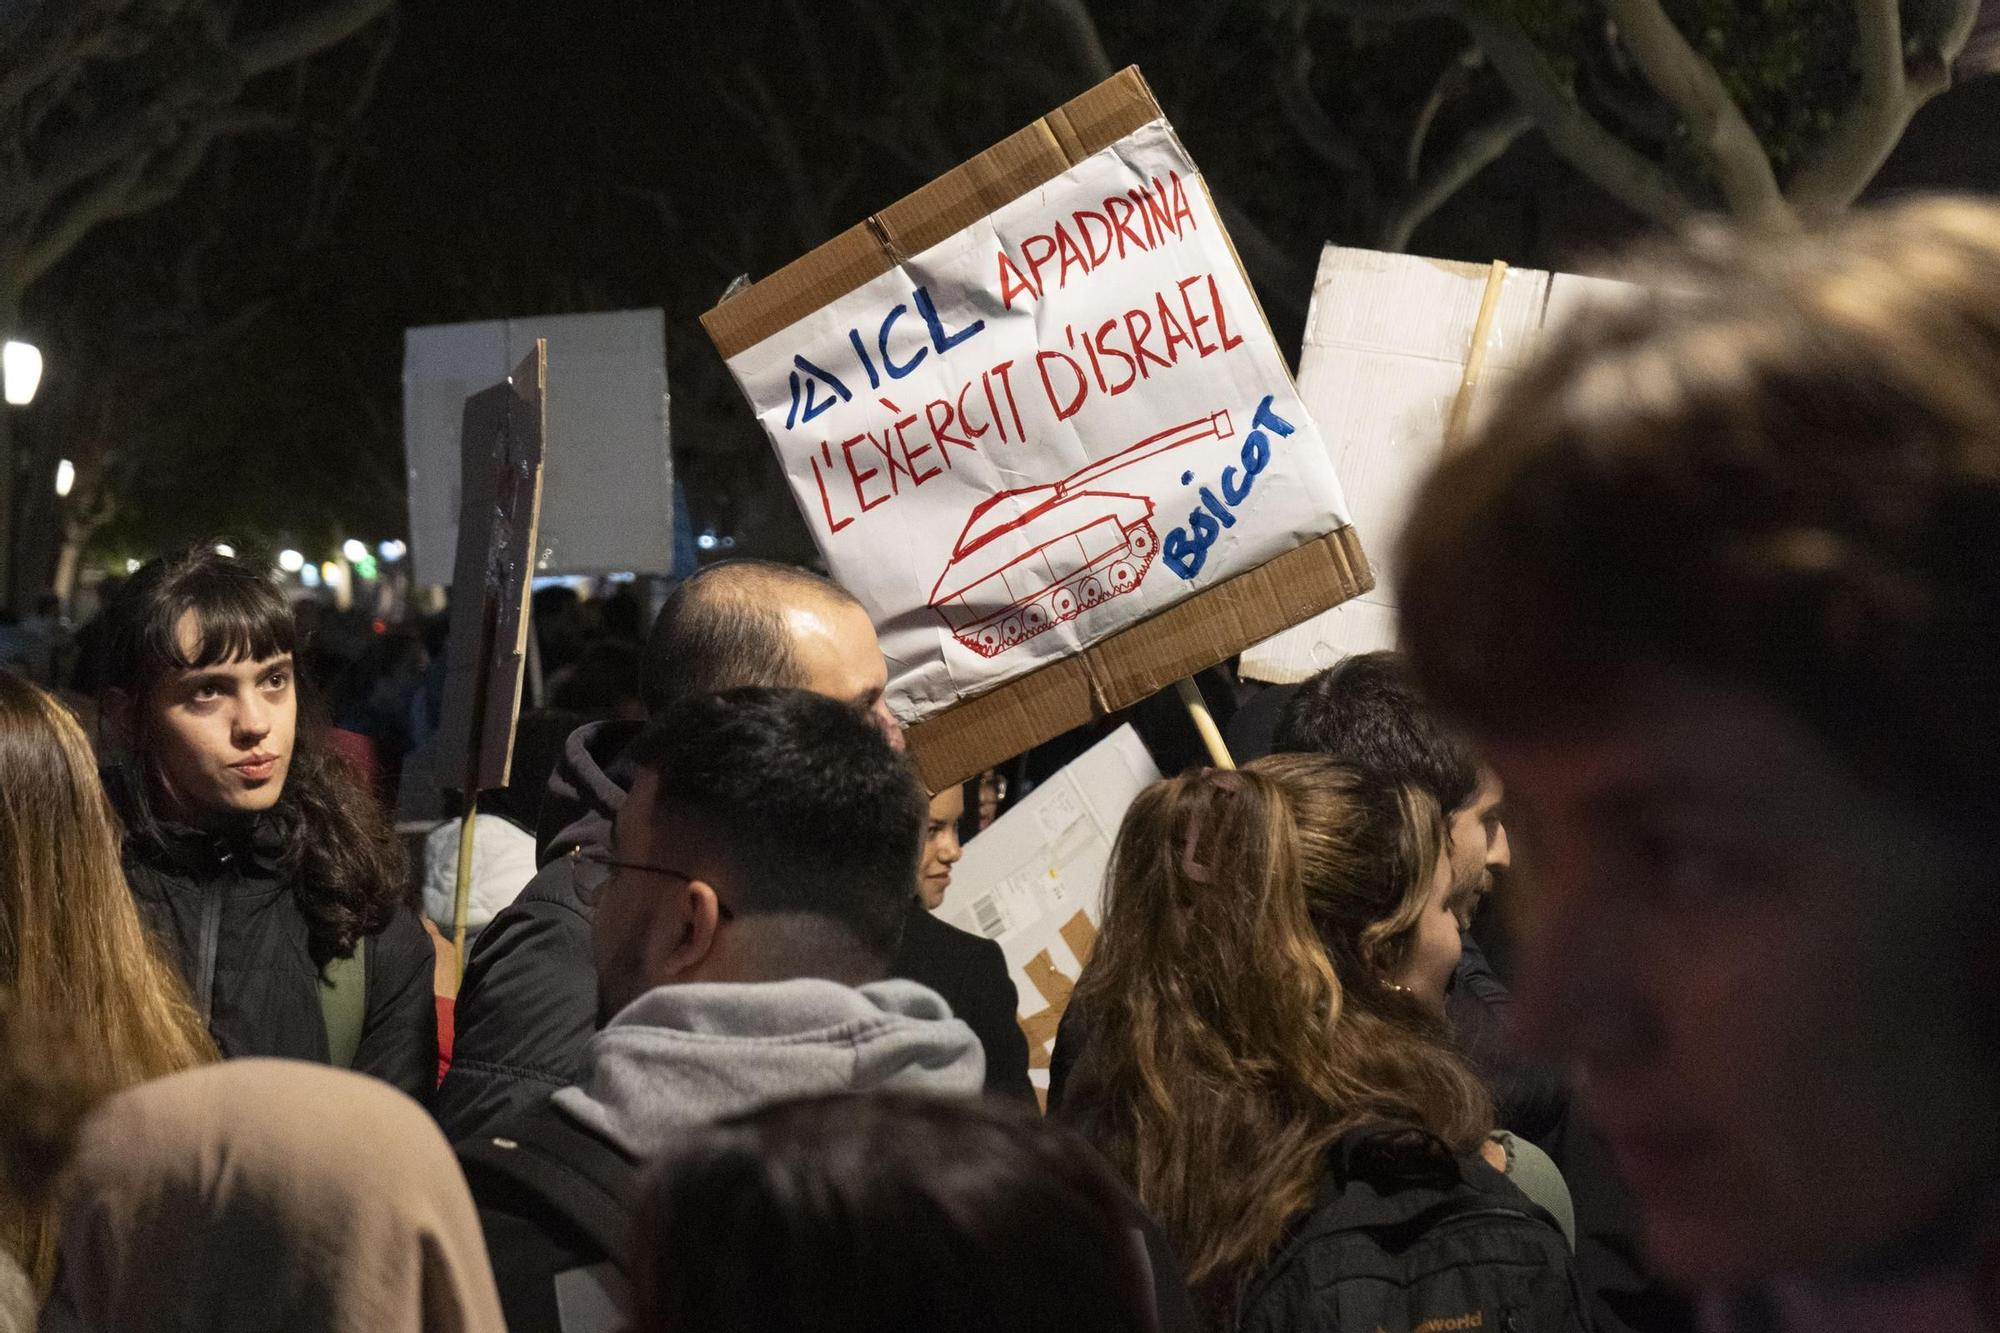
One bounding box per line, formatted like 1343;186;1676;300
632;1093;1158;1333
1398;197;2000;1288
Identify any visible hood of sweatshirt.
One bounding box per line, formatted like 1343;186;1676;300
534;719;639;865
551;977;986;1160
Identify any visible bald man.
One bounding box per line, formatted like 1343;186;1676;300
433;562;1031;1142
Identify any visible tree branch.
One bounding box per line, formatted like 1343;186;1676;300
1306;0;1457;17
1034;0;1115;82
13;109;280;291
0;0;110;113
1381;106;1533;251
1787;0;1978;215
1406;49;1481;181
1462;14;1696;227
1603;0;1793;229
1280;44;1369;177
233;0;398;77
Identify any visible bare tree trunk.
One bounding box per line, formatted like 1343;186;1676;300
52;533;80;609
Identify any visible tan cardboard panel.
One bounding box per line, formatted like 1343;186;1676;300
906;524;1373;791
702;67;1161;361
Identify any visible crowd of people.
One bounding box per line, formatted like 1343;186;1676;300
0;197;1996;1333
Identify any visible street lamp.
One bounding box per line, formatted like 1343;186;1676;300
341;538;368;563
2;340;41;406
277;548;305;573
54;459;73;497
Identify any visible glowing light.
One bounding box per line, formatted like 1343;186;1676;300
300;563;321;588
377;539;407;562
341;538;368;563
3;341;42;406
124;558;141;574
54;459;74;497
320;562;346;588
277;549;305;573
212;543;236;558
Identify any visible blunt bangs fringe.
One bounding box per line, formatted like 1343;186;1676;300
116;547;295;690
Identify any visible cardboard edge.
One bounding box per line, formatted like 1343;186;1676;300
906;524;1374;791
701;67;1160;362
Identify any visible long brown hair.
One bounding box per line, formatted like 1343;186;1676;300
0;670;215;1290
1061;754;1493;1319
104;545;410;964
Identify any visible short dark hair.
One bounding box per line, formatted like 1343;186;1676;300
639;561;863;716
1272;652;1479;816
633;1092;1159;1333
1398;198;2000;837
628;687;922;963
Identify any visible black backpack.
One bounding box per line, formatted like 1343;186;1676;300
1236;1125;1592;1333
458;1096;645;1333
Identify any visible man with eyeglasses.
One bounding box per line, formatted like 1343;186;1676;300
459;688;988;1330
433;559;1031;1147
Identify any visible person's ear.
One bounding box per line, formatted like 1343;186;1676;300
655;880;724;981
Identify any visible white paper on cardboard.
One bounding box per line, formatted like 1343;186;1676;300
404;309;673;587
1239;249;1635;683
722;120;1352;726
935;725;1160;1096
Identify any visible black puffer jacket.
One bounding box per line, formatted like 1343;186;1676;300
432;721;1036;1144
115;784;437;1102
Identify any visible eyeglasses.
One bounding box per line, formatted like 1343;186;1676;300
570;848;735;919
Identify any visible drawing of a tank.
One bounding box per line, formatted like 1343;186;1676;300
928;409;1235;658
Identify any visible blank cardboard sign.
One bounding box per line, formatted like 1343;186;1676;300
404;308;672;587
1238;249;1636;684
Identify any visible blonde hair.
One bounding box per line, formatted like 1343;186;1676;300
0;671;214;1290
1061;754;1492;1319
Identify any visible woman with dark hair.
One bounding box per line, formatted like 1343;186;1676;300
633;1093;1166;1333
1397;198;2000;1330
100;545;436;1099
1060;755;1578;1329
0;671;214;1295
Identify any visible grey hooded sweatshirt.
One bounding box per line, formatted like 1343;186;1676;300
463;975;985;1333
553;976;986;1157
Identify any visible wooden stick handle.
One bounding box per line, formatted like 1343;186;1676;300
1176;677;1235;769
1444;259;1510;450
452;794;479;977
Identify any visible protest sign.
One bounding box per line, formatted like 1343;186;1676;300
704;68;1369;791
935;726;1159;1106
1239;248;1636;683
434;343;546;960
404;309;671;587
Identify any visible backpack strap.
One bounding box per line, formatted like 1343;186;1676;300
458;1098;644;1263
320;939;368;1069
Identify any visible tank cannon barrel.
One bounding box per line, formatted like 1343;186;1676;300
1054;408;1233;498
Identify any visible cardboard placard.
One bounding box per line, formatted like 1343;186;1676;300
404;309;671;587
435;344;548;796
1240;248;1636;683
704;69;1369;792
935;725;1160;1104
